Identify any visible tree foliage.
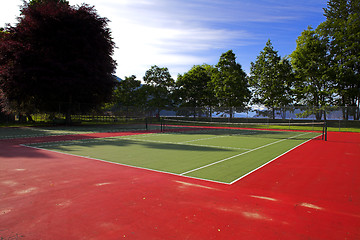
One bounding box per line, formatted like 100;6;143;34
143;65;175;115
175;65;213;117
113;75;143;107
105;75;148;117
291;27;334;120
211;50;250;118
319;0;360;119
250;40;294;118
0;0;116;121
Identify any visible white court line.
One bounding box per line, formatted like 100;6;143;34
20;144;232;185
229;134;321;184
21;131;319;185
180;135;228;143
180;132;312;176
124;137;251;150
28;135;251;151
178;130;269;144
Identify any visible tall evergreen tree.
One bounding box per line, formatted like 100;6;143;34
211;50;250;119
250;40;294;119
291;27;334;120
319;0;360;119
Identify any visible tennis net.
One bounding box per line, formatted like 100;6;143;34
162;118;328;141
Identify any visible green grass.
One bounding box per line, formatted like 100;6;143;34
327;127;360;133
26;129;320;184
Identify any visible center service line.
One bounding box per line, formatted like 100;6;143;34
179;132;311;176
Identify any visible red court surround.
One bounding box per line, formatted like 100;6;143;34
0;131;359;239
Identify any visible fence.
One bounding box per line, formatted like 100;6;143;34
158;105;360;121
1;105;359;131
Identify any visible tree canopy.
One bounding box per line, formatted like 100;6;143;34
291;27;334;120
0;0;116;121
249;40;294;118
175;65;213;117
319;0;360;119
113;75;143;107
143;65;175;116
211;50;250;118
1;0;359;122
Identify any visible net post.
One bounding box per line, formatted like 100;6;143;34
325;121;328;141
161;118;164;132
145;117;148;130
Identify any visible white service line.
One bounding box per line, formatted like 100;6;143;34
180;132;311;176
19;132;321;185
228;133;322;184
117;136;252;151
179;131;256;144
25;135;252;151
180;135;228;143
20;143;232;185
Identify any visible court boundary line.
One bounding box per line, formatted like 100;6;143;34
122;137;252;150
229;134;322;184
0;128;147;140
179;132;312;176
20;143;232;185
26;135;253;151
20;132;321;185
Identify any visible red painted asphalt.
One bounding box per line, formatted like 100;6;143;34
0;131;359;239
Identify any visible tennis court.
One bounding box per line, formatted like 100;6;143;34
22;123;322;184
1;122;360;240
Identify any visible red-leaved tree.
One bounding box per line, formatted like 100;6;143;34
0;0;116;122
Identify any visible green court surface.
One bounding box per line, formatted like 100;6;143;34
0;123;147;139
24;128;321;184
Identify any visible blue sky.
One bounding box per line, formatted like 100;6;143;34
0;0;327;80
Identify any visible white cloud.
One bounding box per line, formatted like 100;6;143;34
1;0;326;80
111;21;249;79
83;0;262;79
0;0;22;26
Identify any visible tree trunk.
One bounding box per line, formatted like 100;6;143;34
66;96;72;125
229;107;233;122
156;108;160;121
316;108;322;121
26;113;35;122
65;111;72;125
18;113;26;123
341;106;347;120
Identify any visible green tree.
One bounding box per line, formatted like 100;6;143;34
175;65;213;117
111;75;145;117
211;50;250;119
249;40;294;119
114;75;141;106
291;27;334;120
201;64;218;108
0;0;116;123
201;64;218;118
143;65;175;117
319;0;360;120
